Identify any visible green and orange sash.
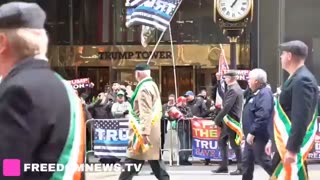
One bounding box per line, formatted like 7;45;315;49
271;97;318;180
223;115;244;145
128;77;162;153
51;74;86;180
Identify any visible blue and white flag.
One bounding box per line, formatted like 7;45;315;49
93;119;129;158
126;0;182;32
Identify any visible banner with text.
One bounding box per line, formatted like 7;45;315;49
308;117;320;160
191;118;237;160
68;78;91;89
222;70;250;81
93;119;129;158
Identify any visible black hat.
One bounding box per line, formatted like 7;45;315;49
135;63;150;71
0;2;46;29
224;70;238;77
279;40;308;58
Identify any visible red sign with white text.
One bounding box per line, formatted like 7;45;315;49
68;78;91;89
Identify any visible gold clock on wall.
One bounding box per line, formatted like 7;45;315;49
216;0;253;22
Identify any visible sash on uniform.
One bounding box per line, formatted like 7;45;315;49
223;114;244;145
52;74;86;180
128;77;162;153
271;97;318;180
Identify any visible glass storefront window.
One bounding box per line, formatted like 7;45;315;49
114;69;160;90
78;67;110;96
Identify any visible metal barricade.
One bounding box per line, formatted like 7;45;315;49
175;118;193;166
160;119;174;166
85;118;174;166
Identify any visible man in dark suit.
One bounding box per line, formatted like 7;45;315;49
0;2;85;180
242;68;273;180
265;40;319;179
212;70;244;175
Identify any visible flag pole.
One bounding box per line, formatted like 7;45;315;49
168;24;178;100
147;31;166;65
146;0;183;65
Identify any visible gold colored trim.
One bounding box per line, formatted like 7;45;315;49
159;66;162;93
228;36;239;43
216;0;253;22
222;29;244;37
213;0;217;23
112;66;159;70
250;0;254;23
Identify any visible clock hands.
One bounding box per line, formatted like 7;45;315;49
231;0;238;8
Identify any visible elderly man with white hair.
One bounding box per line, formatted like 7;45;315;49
241;68;273;180
0;2;85;179
118;63;169;180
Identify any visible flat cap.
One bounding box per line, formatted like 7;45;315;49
279;40;308;58
0;2;46;29
224;70;238;77
135;63;150;71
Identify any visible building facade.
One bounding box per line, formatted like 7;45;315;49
1;0;319;96
255;0;320;89
40;0;253;99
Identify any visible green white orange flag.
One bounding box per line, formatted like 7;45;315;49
271;97;318;180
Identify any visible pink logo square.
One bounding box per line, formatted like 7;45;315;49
3;159;21;176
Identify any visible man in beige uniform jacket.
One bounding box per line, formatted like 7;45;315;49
118;64;170;180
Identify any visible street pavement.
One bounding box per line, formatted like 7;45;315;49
86;129;320;179
85;164;320;180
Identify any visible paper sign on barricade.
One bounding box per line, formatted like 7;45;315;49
191;118;238;160
308;117;320;160
93;119;129;158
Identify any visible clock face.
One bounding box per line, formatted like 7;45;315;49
217;0;251;21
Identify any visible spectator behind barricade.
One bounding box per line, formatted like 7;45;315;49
198;89;214;109
169;96;193;165
185;91;208;118
91;92;118;165
126;85;133;100
198;89;216;116
160;94;176;159
110;82;120;100
90;92;114;119
119;82;132;102
75;89;93;120
175;96;193;118
111;90;130;119
197;89;215;165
